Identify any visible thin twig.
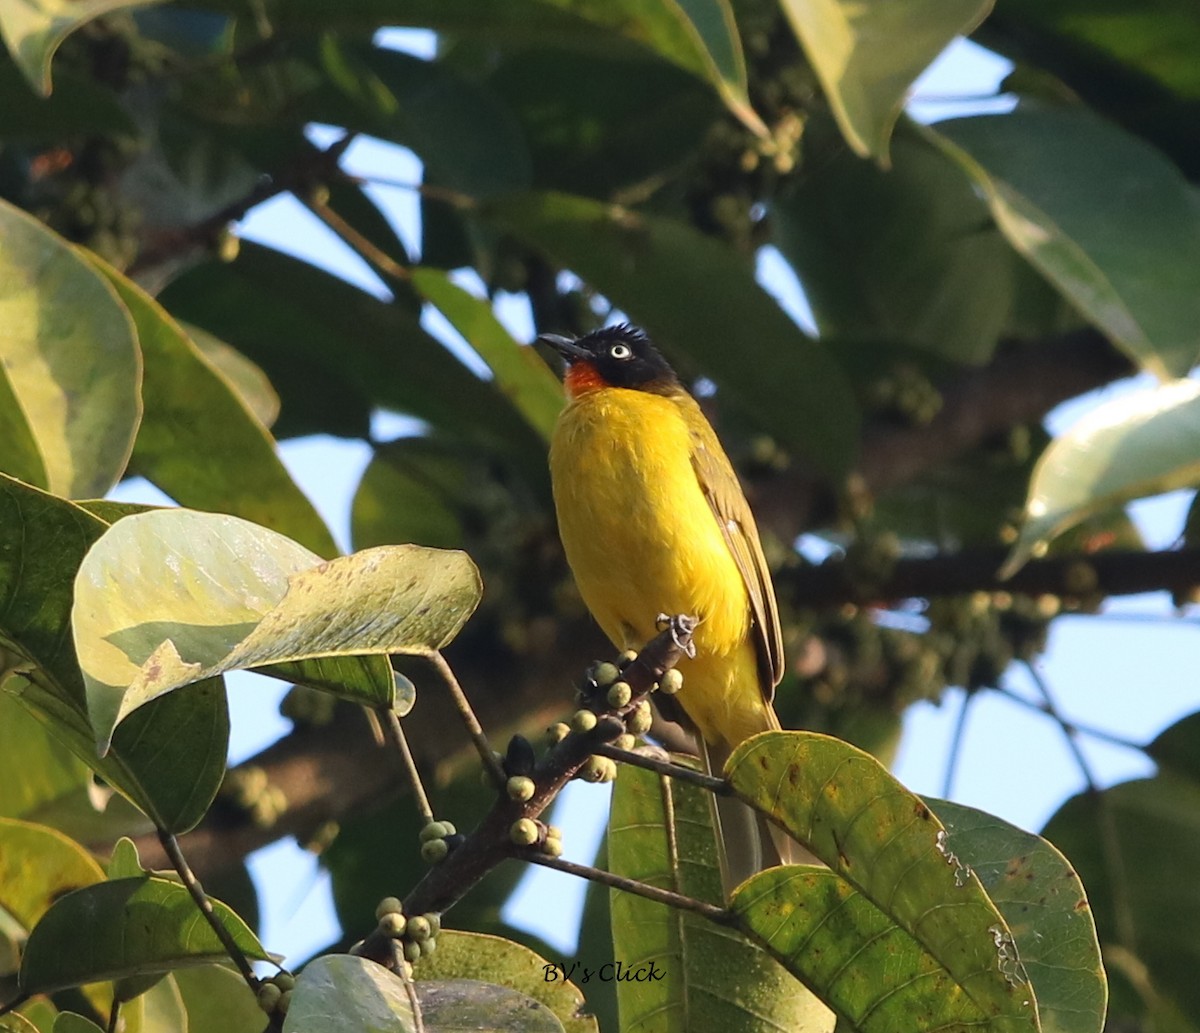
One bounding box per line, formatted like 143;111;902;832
520;852;733;925
594;743;730;794
106;1002;120;1033
941;691;973;798
303;197;411;283
157;829;259;989
382;708;434;825
396;943;426;1033
1021;661;1098;791
345;174;476;209
993;685;1147;753
428;652;507;787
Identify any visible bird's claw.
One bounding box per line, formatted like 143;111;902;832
656;613;698;659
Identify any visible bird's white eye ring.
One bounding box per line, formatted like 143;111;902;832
610;344;632;359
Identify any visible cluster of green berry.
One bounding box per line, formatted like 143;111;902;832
255;971;295;1018
219;765;287;829
372;897;442;974
865;363;945;427
417;818;465;865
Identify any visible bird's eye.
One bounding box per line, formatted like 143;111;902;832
610;344;632;360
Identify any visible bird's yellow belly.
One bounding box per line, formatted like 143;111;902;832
550;390;771;748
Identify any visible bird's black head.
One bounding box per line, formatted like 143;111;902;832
539;324;679;396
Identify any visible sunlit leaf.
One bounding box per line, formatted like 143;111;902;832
1001;378;1200;576
0;474;229;833
48;1016;102;1033
282;954;417;1033
779;0;992;159
417;931;597;1033
484;191;860;474
412;268;563;440
0;0;164;94
933;108;1200;379
419;980;564;1032
0;1014;41;1033
20;875;269;994
86;254;338;558
0;692;90;822
608;761;834;1032
0;199;140;497
73;509;478;746
0;818;105;930
727;731;1040;1032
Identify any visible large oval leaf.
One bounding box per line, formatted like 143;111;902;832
19;876;268;994
928;800;1106;1033
417;931;597;1033
608;760;835;1032
86;255;339;558
0;199;140;497
483;191;860;474
73;508;479;747
932;108;1200;379
0;474;229;833
0;818;104;930
282;954;417;1033
779;0;992;160
173;964;265;1033
1001;378;1200;575
727;731;1040;1032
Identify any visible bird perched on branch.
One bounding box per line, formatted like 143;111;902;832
542;323;796;892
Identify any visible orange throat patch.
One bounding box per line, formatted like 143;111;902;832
564;361;608;398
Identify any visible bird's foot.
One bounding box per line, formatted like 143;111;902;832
655;613;698;658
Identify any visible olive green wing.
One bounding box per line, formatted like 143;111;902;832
685;406;784;694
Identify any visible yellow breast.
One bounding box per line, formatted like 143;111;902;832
550;387;770;747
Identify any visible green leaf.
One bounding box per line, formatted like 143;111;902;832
0;1014;42;1033
19;876;268;994
174;964;266;1033
74;508;478;746
351;440;469;552
281;954;417;1033
178;323;281;429
607;761;835;1032
412;268;564;441
726;731;1040;1032
417;931;597;1033
773;127;1020;364
1001;378;1200;576
778;0;992;159
85;254;338;559
1043;769;1200;1027
0;818;105;930
928;800;1106;1033
932;108;1200;379
0;0;164;94
483;191;860;474
0;199;140;497
422;980;564;1032
158;244;544;462
49;1016;103;1033
0;473;229;833
0;692;90;822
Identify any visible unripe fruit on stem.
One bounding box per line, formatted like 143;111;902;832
606;681;632;708
278;990;292;1015
422;937;438;956
571;709;598;733
544;836;564;858
375;897;403;920
545;722;570;744
407;915;432;941
618;649;638;667
627;702;653;735
257;983;282;1013
658;668;684;695
421;838;449;863
590;661;620;688
404;940;422;963
579;756;607;783
426;913;442;936
507;775;536;802
613;734;636;751
272;972;296;991
419;822;447;843
441;821;457;836
510;818;540;846
379;912;407;938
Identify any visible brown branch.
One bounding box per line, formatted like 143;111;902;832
779;545;1200;608
352;618;697;965
749;328;1134;538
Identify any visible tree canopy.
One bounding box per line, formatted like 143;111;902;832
2;0;1199;1031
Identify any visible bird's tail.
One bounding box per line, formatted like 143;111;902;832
701;731;812;897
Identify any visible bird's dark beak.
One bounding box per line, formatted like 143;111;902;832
537;333;589;363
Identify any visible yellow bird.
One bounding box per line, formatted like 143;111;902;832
543;323;794;890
